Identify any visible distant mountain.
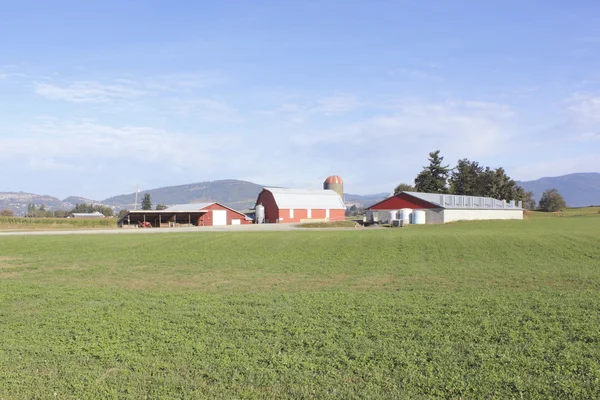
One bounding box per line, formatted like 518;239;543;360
62;196;101;205
102;179;265;211
517;173;600;207
0;192;67;215
0;181;390;215
344;192;389;208
16;172;599;214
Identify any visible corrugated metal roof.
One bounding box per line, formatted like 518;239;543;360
71;212;105;217
261;188;345;209
166;203;214;211
403;192;523;210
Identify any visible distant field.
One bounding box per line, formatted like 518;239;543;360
1;213;599;398
0;216;113;230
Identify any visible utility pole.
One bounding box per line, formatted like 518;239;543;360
134;185;139;210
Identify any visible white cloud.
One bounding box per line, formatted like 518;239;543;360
290;100;515;156
34;81;147;103
260;94;362;123
389;68;444;81
170;98;237;121
33;71;228;103
510;154;600;181
568;94;600;123
313;94;360;115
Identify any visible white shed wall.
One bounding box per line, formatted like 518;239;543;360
424;208;445;224
442;209;523;223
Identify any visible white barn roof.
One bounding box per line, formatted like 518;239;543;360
261;188;345;210
403;192;523;210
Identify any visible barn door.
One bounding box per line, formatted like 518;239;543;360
212;210;227;226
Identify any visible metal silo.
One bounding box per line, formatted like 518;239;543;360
255;204;265;224
412;210;426;224
323;175;344;202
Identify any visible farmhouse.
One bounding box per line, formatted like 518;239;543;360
117;202;251;228
366;192;523;224
255;187;346;223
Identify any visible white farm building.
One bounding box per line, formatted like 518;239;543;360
366;192;524;224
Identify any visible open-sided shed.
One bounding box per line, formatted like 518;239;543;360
117;202;251;228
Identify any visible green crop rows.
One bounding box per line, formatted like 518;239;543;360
0;216;113;229
1;214;599;398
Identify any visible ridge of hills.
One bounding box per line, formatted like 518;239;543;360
517;172;600;207
1;173;599;214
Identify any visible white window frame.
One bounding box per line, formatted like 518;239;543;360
290;209;294;218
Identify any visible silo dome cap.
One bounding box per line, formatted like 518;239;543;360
324;175;343;184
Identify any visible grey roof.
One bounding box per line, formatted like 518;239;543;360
71;212;104;217
261;188;345;210
166;203;215;211
404;192;523;210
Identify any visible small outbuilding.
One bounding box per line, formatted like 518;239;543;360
117;202;251;228
366;192;523;224
255;187;346;223
71;211;105;219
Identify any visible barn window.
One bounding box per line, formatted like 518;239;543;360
290;209;294;218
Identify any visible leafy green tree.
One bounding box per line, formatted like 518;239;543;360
141;193;152;210
53;210;69;218
393;183;415;195
155;204;168;210
522;191;536;210
414;150;450;193
538;188;566;212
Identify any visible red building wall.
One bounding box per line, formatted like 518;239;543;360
197;203;250;226
256;190;279;223
369;193;437;210
277;208;345;223
256;189;346;223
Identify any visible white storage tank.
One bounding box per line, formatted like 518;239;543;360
388;210;398;223
412;209;426;225
255;204;265;224
399;208;412;224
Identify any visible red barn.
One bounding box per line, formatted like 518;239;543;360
255;187;346;223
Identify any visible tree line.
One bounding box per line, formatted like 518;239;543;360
394;150;566;212
14;203;116;218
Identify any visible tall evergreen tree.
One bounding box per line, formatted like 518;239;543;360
141;193;153;210
414;150;450;193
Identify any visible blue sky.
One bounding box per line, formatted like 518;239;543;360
1;0;599;200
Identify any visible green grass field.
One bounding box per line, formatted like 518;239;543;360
1;212;599;398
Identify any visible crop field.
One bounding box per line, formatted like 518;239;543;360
0;217;113;231
1;213;599;398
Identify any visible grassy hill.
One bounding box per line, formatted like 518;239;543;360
518;172;600;207
102;179;265;211
102;181;388;211
1;212;598;398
